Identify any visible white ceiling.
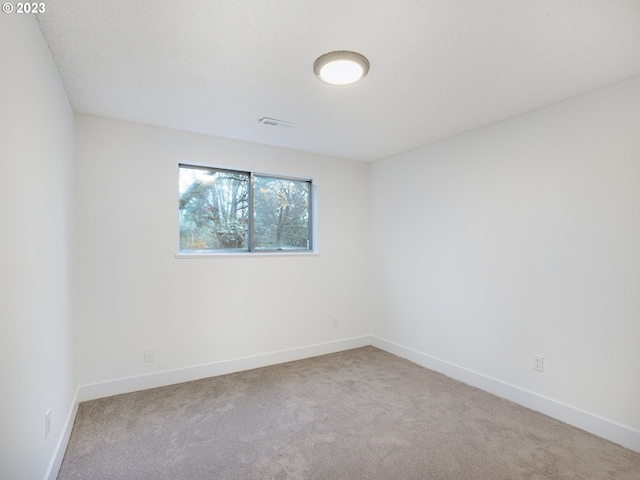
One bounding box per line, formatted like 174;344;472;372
36;1;640;162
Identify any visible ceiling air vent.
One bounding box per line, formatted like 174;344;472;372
258;117;296;128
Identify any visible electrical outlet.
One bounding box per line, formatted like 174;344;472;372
333;318;338;327
45;409;51;438
144;348;155;363
532;354;543;372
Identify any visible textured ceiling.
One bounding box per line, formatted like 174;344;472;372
37;1;640;162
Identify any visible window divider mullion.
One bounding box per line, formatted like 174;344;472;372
248;172;255;252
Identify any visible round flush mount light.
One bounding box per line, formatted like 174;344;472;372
313;50;370;86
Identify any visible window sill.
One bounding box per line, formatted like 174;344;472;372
175;250;319;259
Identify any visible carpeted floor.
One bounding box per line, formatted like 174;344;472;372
57;346;640;479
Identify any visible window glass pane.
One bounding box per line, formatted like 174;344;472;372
179;166;249;251
253;175;311;251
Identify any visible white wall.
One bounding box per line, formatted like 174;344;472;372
0;15;76;480
371;76;640;439
74;115;372;392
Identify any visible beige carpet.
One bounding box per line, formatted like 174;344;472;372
57;347;640;479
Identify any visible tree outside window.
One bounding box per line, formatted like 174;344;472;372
179;165;312;253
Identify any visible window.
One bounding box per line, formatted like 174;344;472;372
178;164;313;254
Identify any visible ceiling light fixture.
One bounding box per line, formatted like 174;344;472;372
313;51;370;86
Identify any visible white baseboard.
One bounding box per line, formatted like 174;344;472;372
77;336;372;402
45;387;79;480
60;332;639;480
371;336;640;453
